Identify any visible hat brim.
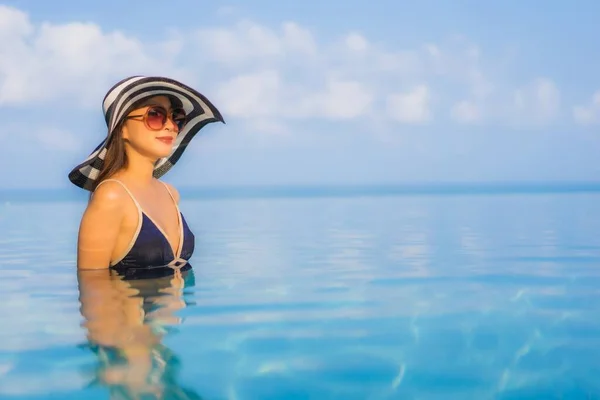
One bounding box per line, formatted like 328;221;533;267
68;76;225;191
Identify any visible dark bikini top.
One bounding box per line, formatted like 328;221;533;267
94;179;195;275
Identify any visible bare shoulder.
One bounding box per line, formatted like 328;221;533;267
161;181;180;203
80;180;128;228
88;180;129;211
77;180;129;270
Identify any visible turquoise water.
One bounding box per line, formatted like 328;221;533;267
1;185;600;399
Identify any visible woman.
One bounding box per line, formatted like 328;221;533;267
69;76;224;271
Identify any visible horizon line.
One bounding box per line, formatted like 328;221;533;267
4;179;600;190
3;180;600;203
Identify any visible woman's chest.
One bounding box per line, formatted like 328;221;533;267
122;194;182;249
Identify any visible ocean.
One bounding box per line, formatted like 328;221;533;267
1;184;599;399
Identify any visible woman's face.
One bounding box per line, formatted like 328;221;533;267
121;95;184;160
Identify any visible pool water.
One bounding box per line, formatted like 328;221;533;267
1;188;600;399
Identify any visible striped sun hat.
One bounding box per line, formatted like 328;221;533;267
68;75;225;191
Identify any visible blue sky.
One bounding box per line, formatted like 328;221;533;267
1;0;600;189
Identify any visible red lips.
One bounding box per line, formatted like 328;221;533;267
156;136;174;144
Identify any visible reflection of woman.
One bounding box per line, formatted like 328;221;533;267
69;75;224;271
77;267;201;399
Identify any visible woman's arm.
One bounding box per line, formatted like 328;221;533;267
77;181;126;269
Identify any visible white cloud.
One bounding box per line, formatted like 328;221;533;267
313;80;374;119
509;78;561;126
386;85;432;124
573;90;600;125
451;100;481;123
285;79;374;120
345;33;369;52
0;4;570;134
0;5;31;37
0;5;184;107
192;20;318;68
216;69;283;119
214;71;373;124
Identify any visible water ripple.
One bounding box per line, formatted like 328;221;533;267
1;193;600;398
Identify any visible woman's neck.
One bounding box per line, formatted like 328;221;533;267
118;150;158;187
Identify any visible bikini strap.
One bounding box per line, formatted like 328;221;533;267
94;178;142;212
160;181;178;205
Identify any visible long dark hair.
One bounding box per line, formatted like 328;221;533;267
93;119;128;190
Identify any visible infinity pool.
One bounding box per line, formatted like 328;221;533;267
1;187;599;399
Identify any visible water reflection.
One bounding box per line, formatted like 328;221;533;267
77;266;201;400
3;193;600;398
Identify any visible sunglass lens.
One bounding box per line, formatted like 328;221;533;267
172;109;187;130
146;108;167;130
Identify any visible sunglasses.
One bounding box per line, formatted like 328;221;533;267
125;106;187;131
